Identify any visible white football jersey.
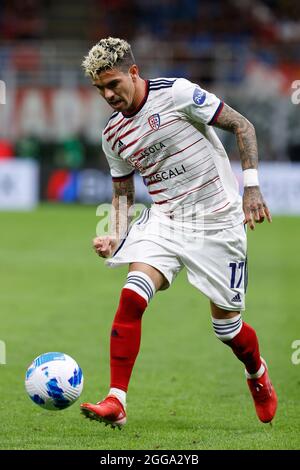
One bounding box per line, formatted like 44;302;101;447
102;77;244;229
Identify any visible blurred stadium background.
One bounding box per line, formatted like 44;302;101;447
0;0;300;209
1;0;300;451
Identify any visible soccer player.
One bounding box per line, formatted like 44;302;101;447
80;37;277;428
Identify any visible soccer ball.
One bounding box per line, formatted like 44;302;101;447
25;352;84;410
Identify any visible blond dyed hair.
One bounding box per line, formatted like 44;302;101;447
82;37;135;79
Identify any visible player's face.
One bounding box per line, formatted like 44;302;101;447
92;67;137;112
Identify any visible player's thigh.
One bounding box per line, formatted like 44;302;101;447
107;208;183;291
129;262;168;291
183;223;247;311
210;301;240;319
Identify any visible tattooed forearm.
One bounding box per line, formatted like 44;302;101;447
212;103;272;229
113;176;135;201
111;175;135;240
213;103;258;170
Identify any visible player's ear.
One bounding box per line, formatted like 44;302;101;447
129;65;139;81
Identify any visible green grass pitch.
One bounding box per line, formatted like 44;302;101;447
0;205;299;450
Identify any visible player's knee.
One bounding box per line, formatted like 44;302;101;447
124;271;156;303
114;271;156;323
211;313;242;342
129;263;166;291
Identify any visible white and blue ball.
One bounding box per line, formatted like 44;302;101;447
25;352;83;410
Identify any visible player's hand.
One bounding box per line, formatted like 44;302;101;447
92;236;118;258
243;186;272;230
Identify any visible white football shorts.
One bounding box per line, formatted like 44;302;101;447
106;207;247;311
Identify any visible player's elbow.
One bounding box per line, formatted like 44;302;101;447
235;117;255;136
247;119;255;133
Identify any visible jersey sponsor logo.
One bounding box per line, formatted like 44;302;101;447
147;164;186;184
148;113;161;130
127;157;144;171
193;88;206;106
128;142;166;171
140;142;166;159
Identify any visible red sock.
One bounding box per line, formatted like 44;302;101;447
225;322;262;375
110;288;147;392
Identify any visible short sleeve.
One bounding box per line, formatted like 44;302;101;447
172;78;223;125
102;132;134;181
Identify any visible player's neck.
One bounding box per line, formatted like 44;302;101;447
125;78;148;115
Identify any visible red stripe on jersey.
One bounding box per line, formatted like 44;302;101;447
148;188;165;195
112;126;140;150
211;201;230;212
144;137;204;173
104;116;125;135
107;119;135;142
118;138;140;155
154;176;220;205
184;187;225;209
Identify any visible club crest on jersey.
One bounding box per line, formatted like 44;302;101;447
148;113;161;131
193;88;206;106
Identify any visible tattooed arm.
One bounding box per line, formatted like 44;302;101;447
111;175;135;242
93;175;135;258
213;103;272;230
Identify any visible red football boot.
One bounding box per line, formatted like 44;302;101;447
247;360;278;423
80;395;126;429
